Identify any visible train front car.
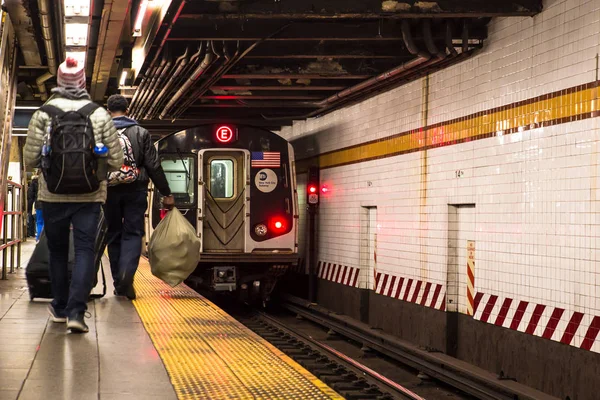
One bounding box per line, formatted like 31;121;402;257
145;124;299;303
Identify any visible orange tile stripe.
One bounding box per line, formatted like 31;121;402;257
295;81;600;170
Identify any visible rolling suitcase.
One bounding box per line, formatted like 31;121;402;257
26;209;108;301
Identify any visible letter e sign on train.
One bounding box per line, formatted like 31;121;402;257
216;126;234;143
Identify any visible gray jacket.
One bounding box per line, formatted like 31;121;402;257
24;88;123;204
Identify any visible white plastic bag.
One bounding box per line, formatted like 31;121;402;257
148;207;201;287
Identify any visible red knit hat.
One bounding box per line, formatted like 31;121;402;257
57;57;86;89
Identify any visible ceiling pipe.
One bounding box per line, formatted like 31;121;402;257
423;20;446;60
145;0;187;75
171;41;238;118
146;47;191;119
160;41;215;119
445;21;458;56
37;0;58;101
314;19;432;108
135;50;172;118
36;72;53;102
261;19;453;122
154;43;205;112
171;23;290;119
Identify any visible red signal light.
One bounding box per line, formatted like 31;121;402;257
216;126;234;143
321;186;328;193
270;218;285;231
308;185;317;194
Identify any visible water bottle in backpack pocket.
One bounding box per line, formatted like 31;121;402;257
39;103;101;194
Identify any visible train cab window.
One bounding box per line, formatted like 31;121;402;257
209;159;235;199
161;157;195;204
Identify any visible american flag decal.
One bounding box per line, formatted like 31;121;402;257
251;152;280;168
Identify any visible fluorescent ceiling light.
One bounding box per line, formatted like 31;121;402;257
65;23;89;46
133;0;150;37
120;70;129;87
66;51;86;66
64;0;91;17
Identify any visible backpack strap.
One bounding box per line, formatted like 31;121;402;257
77;102;100;117
38;105;65;118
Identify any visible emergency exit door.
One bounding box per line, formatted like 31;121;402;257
199;150;248;252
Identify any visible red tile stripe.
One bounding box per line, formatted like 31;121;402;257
581;316;600;351
473;292;484;314
420;282;432;306
387;276;396;297
480;295;497;323
542;308;564;340
525;304;546;335
560;312;584;345
494;298;513;326
510;301;529;330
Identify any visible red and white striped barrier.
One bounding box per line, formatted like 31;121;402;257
374;272;446;311
474;293;600;352
317;261;360;288
466;241;475;315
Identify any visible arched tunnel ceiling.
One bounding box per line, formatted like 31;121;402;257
12;0;543;137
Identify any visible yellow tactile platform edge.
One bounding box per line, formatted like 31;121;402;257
132;258;343;400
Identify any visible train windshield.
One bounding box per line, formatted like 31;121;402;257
161;156;195;204
209;159;235;199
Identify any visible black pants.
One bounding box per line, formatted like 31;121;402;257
105;189;147;290
43;202;101;318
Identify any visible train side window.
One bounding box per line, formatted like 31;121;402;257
161;157;195;204
209;159;235;199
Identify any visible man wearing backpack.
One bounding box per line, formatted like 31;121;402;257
24;58;123;333
106;94;174;300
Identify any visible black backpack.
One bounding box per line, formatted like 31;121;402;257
39;103;101;194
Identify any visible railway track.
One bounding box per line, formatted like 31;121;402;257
240;311;425;400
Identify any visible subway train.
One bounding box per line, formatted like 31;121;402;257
144;124;299;303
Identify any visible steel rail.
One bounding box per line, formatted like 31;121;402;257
256;311;424;400
280;295;558;400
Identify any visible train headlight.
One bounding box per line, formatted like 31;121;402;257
255;224;267;236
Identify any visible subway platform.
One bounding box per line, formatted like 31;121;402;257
0;241;341;400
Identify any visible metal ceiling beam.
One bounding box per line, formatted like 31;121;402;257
90;0;132;101
201;95;325;100
243;54;406;59
189;103;319;108
211;85;345;91
168;20;487;42
222;74;372;80
5;0;43;66
180;0;541;17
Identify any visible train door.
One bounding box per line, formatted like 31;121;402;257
198;150;249;253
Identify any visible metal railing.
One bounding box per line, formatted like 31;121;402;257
0;180;23;279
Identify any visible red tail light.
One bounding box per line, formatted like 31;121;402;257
270;218;286;232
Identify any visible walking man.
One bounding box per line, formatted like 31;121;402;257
24;58;123;333
105;94;174;300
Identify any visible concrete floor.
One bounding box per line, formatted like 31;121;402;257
0;241;176;400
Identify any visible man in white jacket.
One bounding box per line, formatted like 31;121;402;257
24;58;123;333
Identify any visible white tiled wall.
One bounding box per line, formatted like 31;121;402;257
280;0;600;351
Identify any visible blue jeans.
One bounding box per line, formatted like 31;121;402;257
35;209;44;241
43;202;101;318
105;189;147;291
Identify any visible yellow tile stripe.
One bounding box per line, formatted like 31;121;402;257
306;83;600;170
132;258;343;400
